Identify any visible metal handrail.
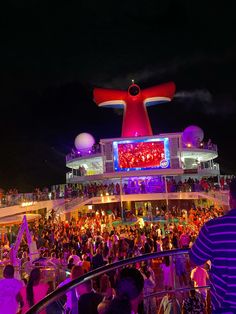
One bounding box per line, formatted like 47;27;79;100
26;248;190;313
145;285;211;299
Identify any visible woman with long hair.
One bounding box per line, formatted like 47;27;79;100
99;274;115;300
19;267;49;314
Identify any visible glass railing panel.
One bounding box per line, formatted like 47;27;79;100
146;286;211;314
24;249;211;314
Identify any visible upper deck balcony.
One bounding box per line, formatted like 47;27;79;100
181;141;218;162
66;144;102;163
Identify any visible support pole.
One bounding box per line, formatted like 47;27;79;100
164;176;169;211
120;177;125;222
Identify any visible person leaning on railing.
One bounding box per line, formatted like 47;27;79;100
190;178;236;313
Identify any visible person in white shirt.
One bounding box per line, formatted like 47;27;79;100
0;264;24;314
68;249;81;265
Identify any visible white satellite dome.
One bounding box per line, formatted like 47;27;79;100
182;125;204;146
74;133;95;152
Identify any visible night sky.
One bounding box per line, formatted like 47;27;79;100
1;1;236;192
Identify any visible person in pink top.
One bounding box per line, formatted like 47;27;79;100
19;267;49;314
190;264;209;299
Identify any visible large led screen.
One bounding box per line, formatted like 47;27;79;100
113;138;170;171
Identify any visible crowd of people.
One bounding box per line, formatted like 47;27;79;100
0;176;235;313
0;199;226;313
59;176;233;198
0;176;233;209
0;187;50;207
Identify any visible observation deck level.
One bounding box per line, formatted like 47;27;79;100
65;133;219;184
